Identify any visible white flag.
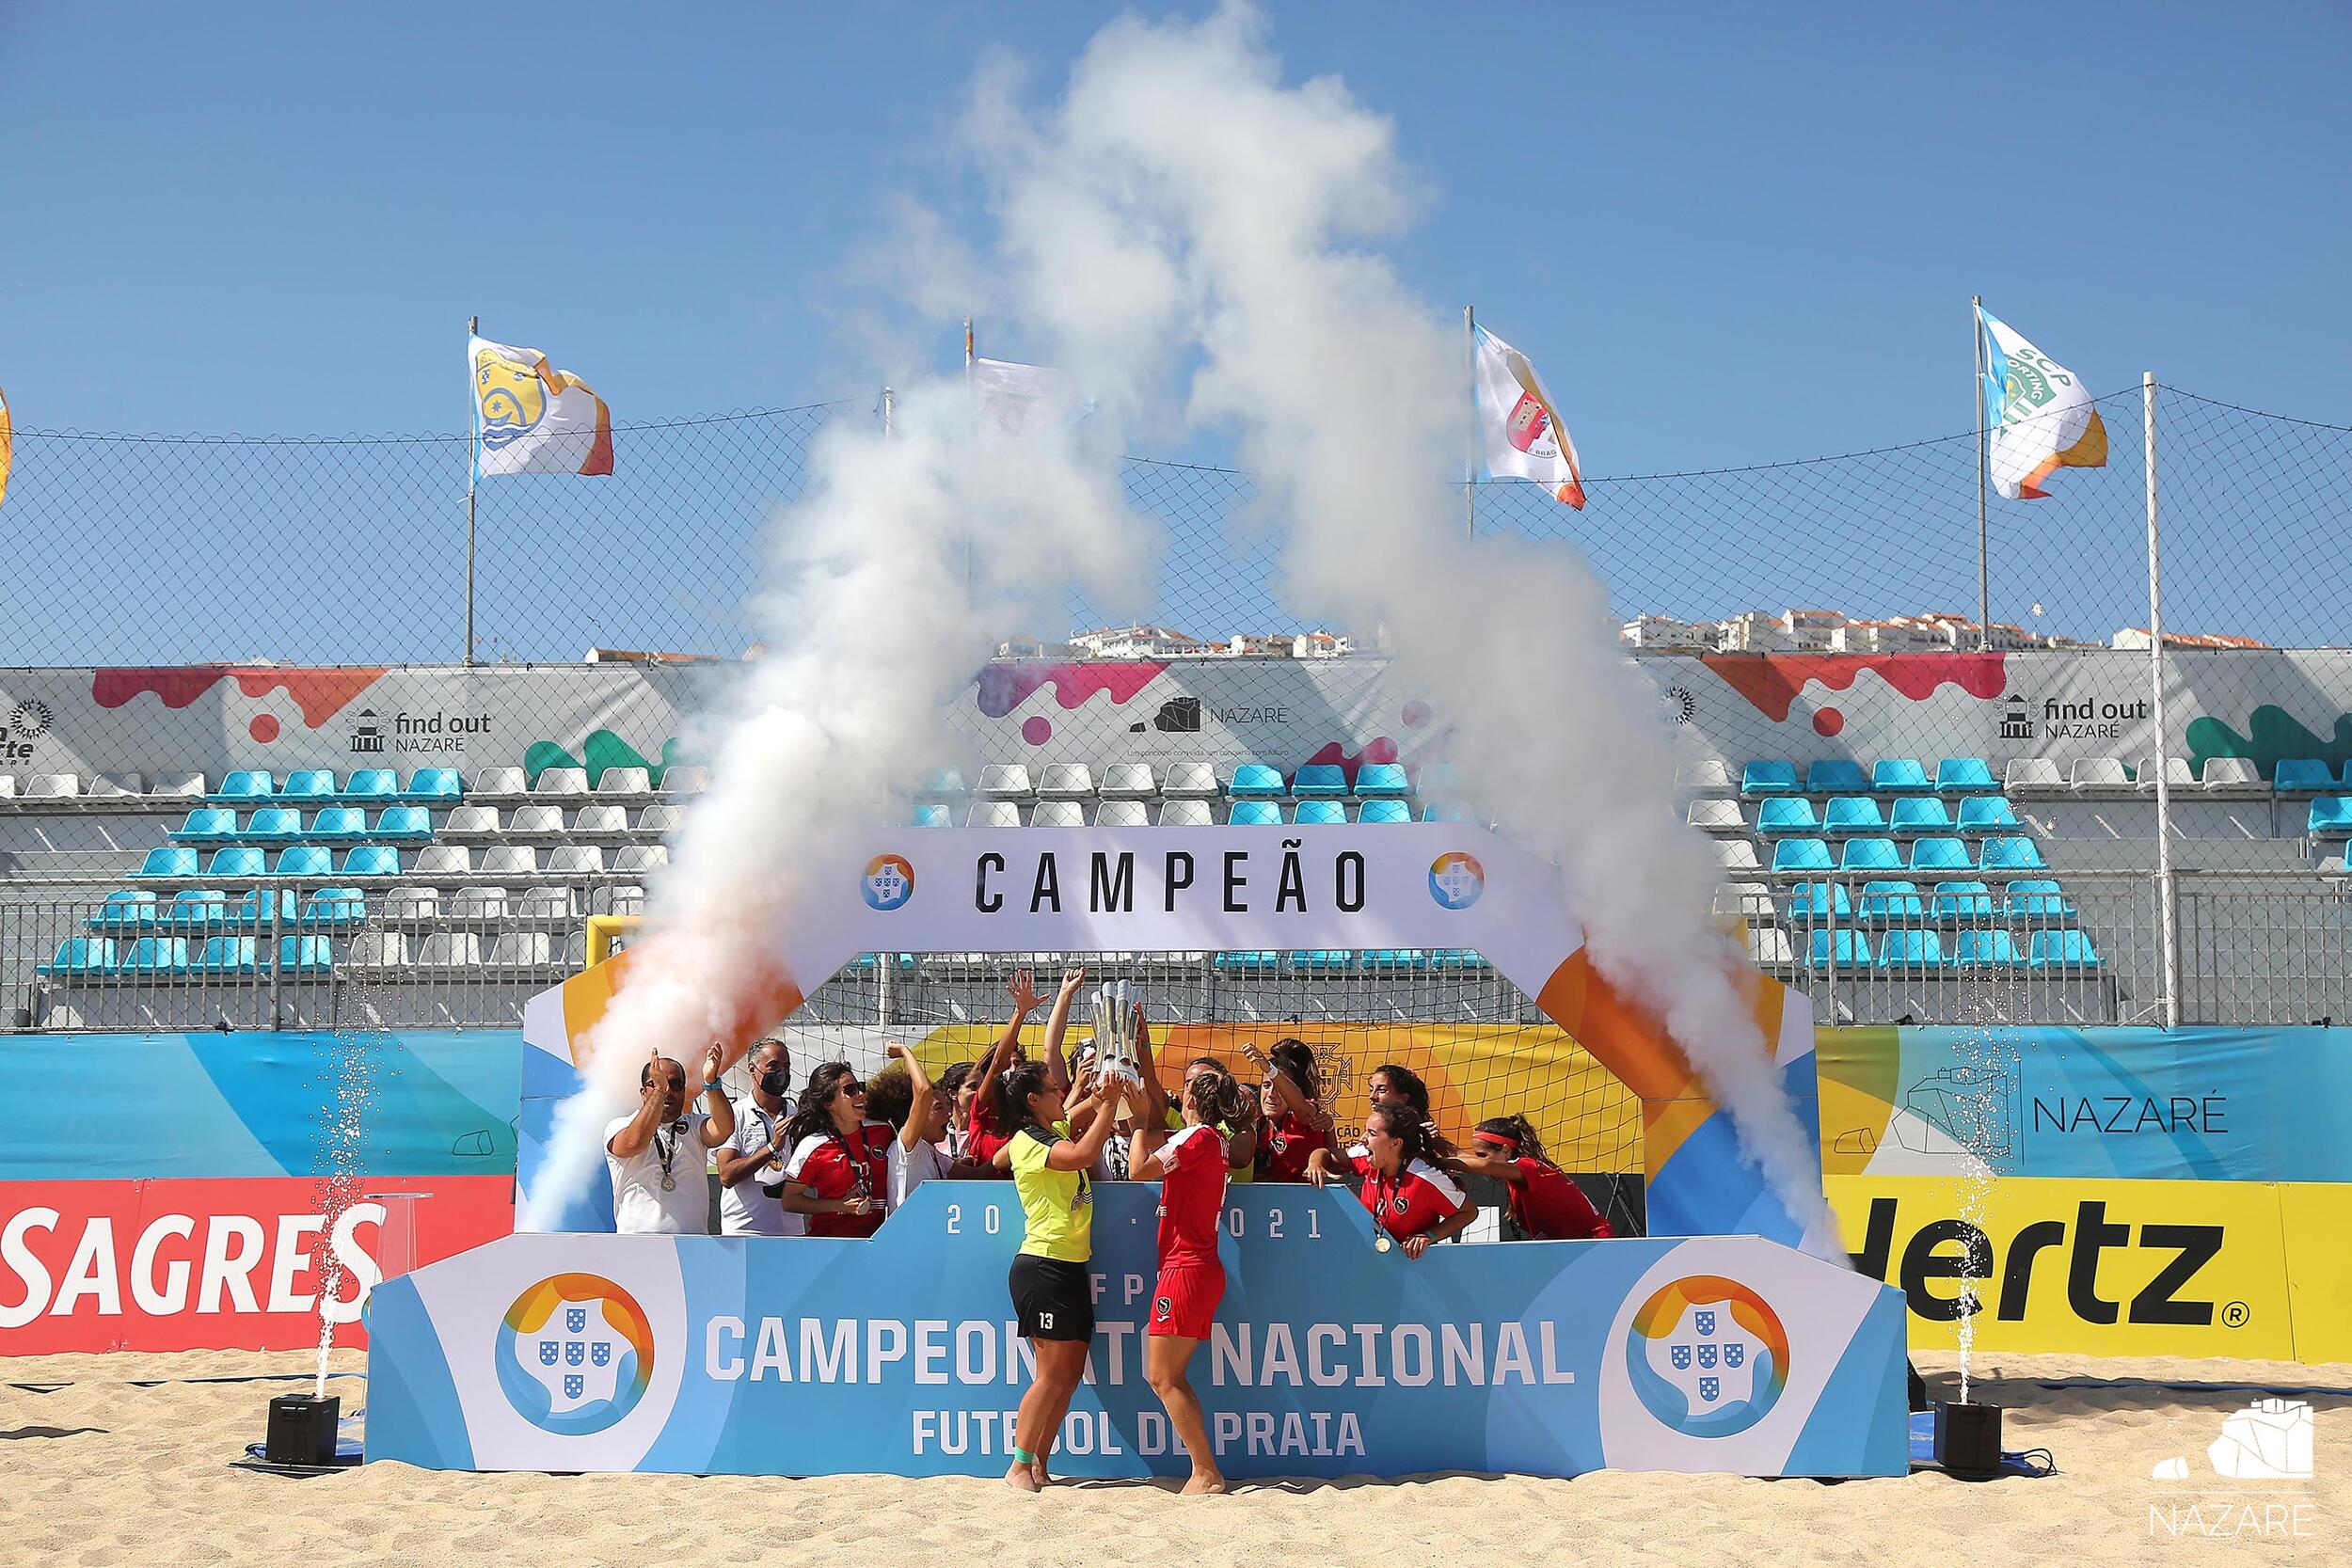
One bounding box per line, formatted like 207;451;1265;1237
970;356;1089;436
1979;308;2106;500
1473;324;1584;509
470;335;613;476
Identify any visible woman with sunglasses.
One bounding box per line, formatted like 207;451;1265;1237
779;1060;893;1238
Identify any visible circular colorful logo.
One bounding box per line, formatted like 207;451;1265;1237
862;854;915;911
495;1273;655;1435
1624;1275;1788;1437
1427;851;1485;911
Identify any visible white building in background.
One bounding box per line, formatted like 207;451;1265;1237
1067;624;1209;659
1224;633;1292;657
1621;615;1717;651
2111;627;2272;651
1624;606;2102;654
994;635;1075;659
1293;630;1350;658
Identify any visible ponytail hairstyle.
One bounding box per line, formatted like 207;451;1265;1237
1269;1037;1321;1099
1184;1059;1252;1128
1473;1114;1551;1168
998;1060;1058;1140
1371;1062;1432;1118
783;1061;862;1148
1365;1103;1437;1170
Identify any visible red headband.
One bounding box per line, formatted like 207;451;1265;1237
1471;1130;1518;1148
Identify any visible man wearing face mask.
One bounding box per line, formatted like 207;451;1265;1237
717;1036;803;1237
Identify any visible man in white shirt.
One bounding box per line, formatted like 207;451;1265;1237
604;1045;736;1235
716;1036;805;1236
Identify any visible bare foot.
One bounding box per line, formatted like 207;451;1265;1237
1005;1461;1041;1493
1032;1455;1052;1487
1181;1471;1229;1495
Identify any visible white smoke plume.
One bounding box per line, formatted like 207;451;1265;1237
963;3;1836;1250
519;384;1144;1229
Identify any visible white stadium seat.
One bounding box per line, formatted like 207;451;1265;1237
1036;764;1094;800
478;846;538;877
596;767;652;796
2201;757;2263;791
24;773;78;799
636;804;684;835
533;767;590;798
1155;800;1214;827
418;932;483;969
660;766;710;795
977;765;1034;800
1686;799;1746;832
506;804;564;838
966;801;1022;828
545;846;605;875
410;847;473;878
1713;840;1762;872
381;886;443;920
571;804;629;835
490;931;553;968
471;767;528;797
1098;763;1157;800
442;805;501;839
2005;758;2064;795
612;845;670;874
1676;759;1735;793
449;886;510;918
1160;763;1219;799
2071;757;2130;791
1094;800;1150;829
515;886;578;918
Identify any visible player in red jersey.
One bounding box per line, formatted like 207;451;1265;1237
1306;1103;1476;1258
963;968;1085;1175
1244;1037;1334;1181
1452;1115;1614;1240
777;1062;892;1237
1130;1057;1254;1495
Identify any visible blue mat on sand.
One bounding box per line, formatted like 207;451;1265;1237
1907;1411;2055;1478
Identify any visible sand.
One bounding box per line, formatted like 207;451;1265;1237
1;1349;2345;1566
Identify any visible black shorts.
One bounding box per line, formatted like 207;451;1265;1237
1009;1253;1095;1341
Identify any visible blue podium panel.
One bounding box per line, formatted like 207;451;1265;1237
365;1184;1907;1480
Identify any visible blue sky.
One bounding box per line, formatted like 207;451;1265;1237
2;4;2346;659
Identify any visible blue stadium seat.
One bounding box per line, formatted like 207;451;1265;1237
1872;758;1932;793
1820;798;1884;835
1876;928;1947;968
309;807;369;841
205;847;267;879
1807;929;1871;969
910;802;951;828
1420;801;1475;823
1771;838;1834;873
40;937;120;975
402;768;464;803
1360;949;1428;968
1756;799;1820;836
1979;835;2046;871
197;936;259;974
1229;765;1286;799
136;847;200;879
1889;798;1953;834
2028;929;2102;969
342;768;399;803
918;768;968;798
1935;757;1999;795
164;889;230;929
167;808;240;842
1292;800;1346;825
1291;765;1348;798
122;937;192;974
1953;929;2022;969
1290;950;1355;970
370;806;434;841
89;890;157;929
2274;758;2339;793
279;769;339;802
1857;880;1924;921
2006;879;2077;922
1786;880;1851;920
1228;800;1282;827
245;807;304;841
1840;837;1902;873
301;887;368;926
1212;951;1282;972
2308;798;2352;835
210;770;276;803
273;846;334;878
341;846;403;878
277;935;335;973
1931;881;1996;922
1356;800;1412;824
1805;759;1869;794
1355;763;1410;798
233;889;297;927
1957;796;2021;832
1909;836;1972;874
1741;760;1799;795
1426;949;1485;969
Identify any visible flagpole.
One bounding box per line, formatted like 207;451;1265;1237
962;318;976;605
2145;370;2179;1028
465;313;480;668
1973;295;1989;654
1464;305;1477;542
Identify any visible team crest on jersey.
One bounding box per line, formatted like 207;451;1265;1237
1154;1296;1172;1321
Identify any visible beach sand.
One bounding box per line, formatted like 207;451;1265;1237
2;1349;2344;1566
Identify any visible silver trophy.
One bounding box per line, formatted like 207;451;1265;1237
1089;980;1145;1088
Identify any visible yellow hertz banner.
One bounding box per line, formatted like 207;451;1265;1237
1829;1175;2352;1364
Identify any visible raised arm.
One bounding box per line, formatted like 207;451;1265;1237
972;968;1042;1127
1444;1144;1522;1182
1243;1042;1328;1129
886;1043;942;1151
1044;1081;1134;1172
1041;967;1086;1094
1134;1006;1169;1128
1127;1111;1163;1179
608;1048;673;1158
693;1042;736;1148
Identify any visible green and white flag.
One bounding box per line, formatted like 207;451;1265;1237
1979;307;2107;499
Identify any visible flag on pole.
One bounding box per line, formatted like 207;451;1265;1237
1979;307;2106;499
0;385;11;512
469;335;613;476
970;356;1089;436
1473;325;1584;509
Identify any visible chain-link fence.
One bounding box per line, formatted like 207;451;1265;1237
4;382;2352;1044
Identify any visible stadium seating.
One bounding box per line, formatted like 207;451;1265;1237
1037;764;1094;800
1887;799;1950;834
1821;797;1886;835
1935;757;1998;794
1787;880;1850;919
660;767;710;795
1771;838;1834;873
1293;800;1346;825
1156;800;1214;827
1805;759;1868;793
597;767;651;797
281;769;338;803
1292;765;1348;798
211;770;275;803
1909;837;1972;874
479;847;538;877
1756;800;1820;836
910;802;951;828
309;807;368;841
1099;763;1156;800
2274;758;2341;793
1356;763;1409;797
343;769;399;803
2308;798;2352;835
2005;759;2064;795
2071;757;2129;790
1741;761;1798;795
1807;930;1870;969
1229;800;1282;827
1029;801;1087;828
1876;929;1946;968
168;808;238;842
1687;799;1744;832
1954;929;2022;969
1957;796;2020;832
1161;763;1219;799
1979;835;2045;871
1229;764;1285;798
273;846;334;878
1839;837;1902;873
2028;929;2102;968
1872;759;1931;794
967;801;1022;829
1095;800;1150;829
1357;800;1412;824
1930;881;1996;922
403;768;464;802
